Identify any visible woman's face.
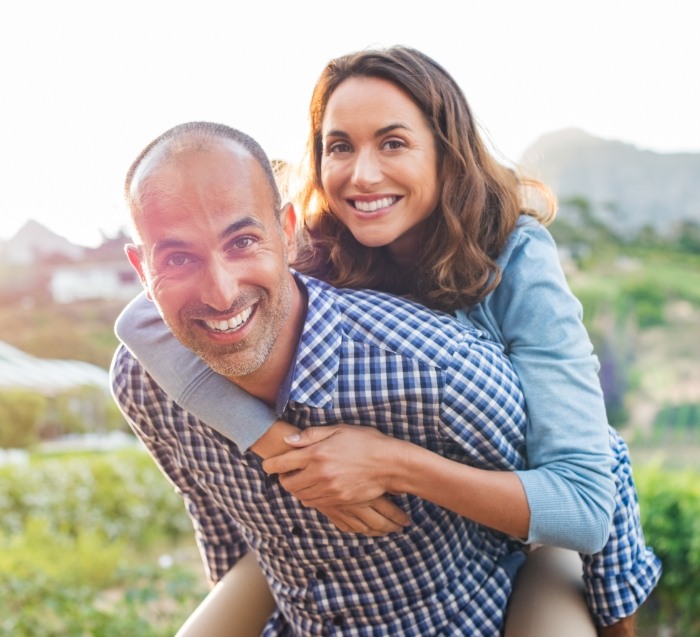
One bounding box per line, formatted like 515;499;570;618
320;76;439;264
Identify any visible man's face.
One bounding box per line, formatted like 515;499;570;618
127;139;297;381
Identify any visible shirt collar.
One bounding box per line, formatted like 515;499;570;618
276;272;341;410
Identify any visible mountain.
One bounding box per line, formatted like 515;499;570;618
519;128;700;237
0;220;85;265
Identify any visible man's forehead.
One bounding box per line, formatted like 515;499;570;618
130;136;253;200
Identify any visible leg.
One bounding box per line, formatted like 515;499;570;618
175;551;277;637
504;546;596;637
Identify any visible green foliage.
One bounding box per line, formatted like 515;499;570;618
0;389;47;448
53;386;129;436
636;465;700;635
1;556;204;637
0;448;192;544
652;403;700;444
615;279;667;328
0;449;206;636
0;516;125;587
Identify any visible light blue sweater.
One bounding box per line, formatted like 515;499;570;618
114;217;615;553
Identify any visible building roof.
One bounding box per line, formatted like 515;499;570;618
0;340;109;396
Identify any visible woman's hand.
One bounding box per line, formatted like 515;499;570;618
257;422;410;535
262;425;402;507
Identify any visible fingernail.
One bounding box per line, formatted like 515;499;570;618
285;434;301;443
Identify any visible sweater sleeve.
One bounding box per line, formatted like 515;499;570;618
113;292;276;450
472;222;616;553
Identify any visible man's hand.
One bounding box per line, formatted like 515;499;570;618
598;614;636;637
315;497;410;536
261;424;411;535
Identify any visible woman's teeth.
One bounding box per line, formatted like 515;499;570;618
353;196;397;212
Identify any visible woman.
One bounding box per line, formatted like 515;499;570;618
117;46;660;635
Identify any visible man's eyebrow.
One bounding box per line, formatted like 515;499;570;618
152;216;266;256
219;216;265;240
153;238;191;256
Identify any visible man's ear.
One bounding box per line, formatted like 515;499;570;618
280;202;298;260
125;244;153;301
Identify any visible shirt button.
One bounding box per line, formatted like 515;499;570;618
291;525;303;537
315;567;326;580
332;615;344;626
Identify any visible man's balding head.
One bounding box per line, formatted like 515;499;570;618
125;122;282;235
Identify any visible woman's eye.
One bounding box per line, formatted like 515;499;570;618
327;141;351;154
383;139;405;151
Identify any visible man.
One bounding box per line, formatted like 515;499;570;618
110;121;567;635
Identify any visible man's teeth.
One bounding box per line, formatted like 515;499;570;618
205;306;253;332
353;196;397;212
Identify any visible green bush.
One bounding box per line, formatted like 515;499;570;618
616;280;667;328
1;554;204;637
0;448;192;543
636;464;700;635
53;385;130;436
0;389;47;448
0;449;207;636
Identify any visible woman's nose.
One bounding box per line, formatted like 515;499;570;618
351;149;382;189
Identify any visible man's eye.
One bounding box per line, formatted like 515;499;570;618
232;237;256;250
166;254;193;267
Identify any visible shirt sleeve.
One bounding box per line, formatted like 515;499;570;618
483;222;616;554
114;292;277;450
109;344;250;583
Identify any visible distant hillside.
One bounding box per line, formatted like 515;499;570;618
519;128;700;237
0;220;85;265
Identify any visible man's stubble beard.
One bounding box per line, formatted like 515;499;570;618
165;279;294;381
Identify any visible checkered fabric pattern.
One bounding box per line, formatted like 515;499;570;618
582;430;662;626
112;274;529;636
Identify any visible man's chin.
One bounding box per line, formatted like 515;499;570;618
194;348;264;380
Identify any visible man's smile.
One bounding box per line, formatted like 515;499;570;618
201;304;255;333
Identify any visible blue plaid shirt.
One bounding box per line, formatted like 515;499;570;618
112;273;530;636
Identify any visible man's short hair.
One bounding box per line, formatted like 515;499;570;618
125;121;282;212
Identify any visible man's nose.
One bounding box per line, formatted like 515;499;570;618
351;149;382;189
200;258;239;312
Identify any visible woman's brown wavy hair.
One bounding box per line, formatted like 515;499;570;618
293;45;556;312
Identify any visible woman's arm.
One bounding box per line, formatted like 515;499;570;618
115;292;277;451
264;424;530;539
115;293;409;534
479;221;615;552
264;222;616;553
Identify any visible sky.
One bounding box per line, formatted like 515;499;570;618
1;0;698;247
